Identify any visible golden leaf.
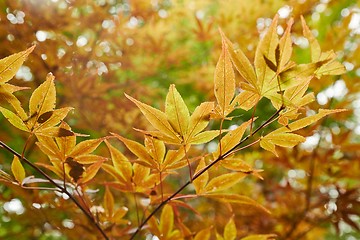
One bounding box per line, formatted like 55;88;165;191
204;172;246;193
224;218;236;240
11;155;25;183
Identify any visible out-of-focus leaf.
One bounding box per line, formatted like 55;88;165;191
240;234;277;240
104;187;114;217
11;156;25;183
194;227;212;240
224;218;236;240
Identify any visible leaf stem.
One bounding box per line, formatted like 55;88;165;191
0;140;109;240
130;106;284;239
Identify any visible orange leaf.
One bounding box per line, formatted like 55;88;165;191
78;160;104;185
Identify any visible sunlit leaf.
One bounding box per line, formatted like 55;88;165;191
194;227;211;240
189;130;220;144
193;158;208;194
185;102;214;142
104;187;114;217
0;106;28;131
105;140;132;182
224;218;236;240
0;45;35;84
240;234;277;240
165;84;190;137
159;204;174;237
214;31;235;116
69;138;103;158
204;172;246;193
78;159;104;184
11;155;25;183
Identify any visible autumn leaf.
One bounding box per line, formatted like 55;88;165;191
193;158;208;194
224;218;237;240
11;155;25;183
240;234;277;240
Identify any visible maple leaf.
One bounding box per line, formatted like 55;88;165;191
126;85;219;145
148;205;182;240
0;73;74;137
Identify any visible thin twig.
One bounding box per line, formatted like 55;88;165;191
0;141;109;240
130;106;284;239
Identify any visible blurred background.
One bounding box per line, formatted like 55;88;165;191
0;0;359;239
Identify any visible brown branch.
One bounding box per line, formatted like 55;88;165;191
0;141;109;240
130;106;284;239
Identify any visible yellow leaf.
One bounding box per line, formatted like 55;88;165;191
105;140;132;182
221;159;253;172
145;136;166;164
194;227;212;240
301;16;321;62
69;138;103;157
125;93;179;140
36;107;73;129
214;31;235;116
78;160;104;185
204;193;271;214
104;187;114;217
186;102;214;142
0;45;35;84
0;85;27;120
278;18;294;71
193;158;208;194
220;30;258;92
224;218;236;240
112;133;154;168
214;119;253;158
188;130;220;144
162;148;186;171
204;172;246;193
165;84;190;137
159;205;174;237
29;73;56;118
241;234;277;240
11;156;25;183
260;132;305;156
0;106;29;132
35;127;75;137
254;15;279;95
231;90;260;111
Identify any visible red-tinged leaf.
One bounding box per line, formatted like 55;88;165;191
112;133;154;168
0;45;35;84
240;234;277;240
204;193;271;214
69;138;103;157
224;218;236;240
231;90;260;111
255;15;279;95
220;30;258;92
159;204;174;237
165;84;190;137
214;119;253;158
105;140;132;182
214;31;235;116
188;130;220;144
301;16;321;62
125;93;179;140
186;102;214;142
78;160;104;185
29;73;56;118
204;172;246;193
104;187;114;217
194;227;212;240
193;158;208;194
11;156;25;183
0;106;28;131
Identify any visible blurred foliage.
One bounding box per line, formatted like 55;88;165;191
0;0;359;239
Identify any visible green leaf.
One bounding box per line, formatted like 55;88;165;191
11;156;25;183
